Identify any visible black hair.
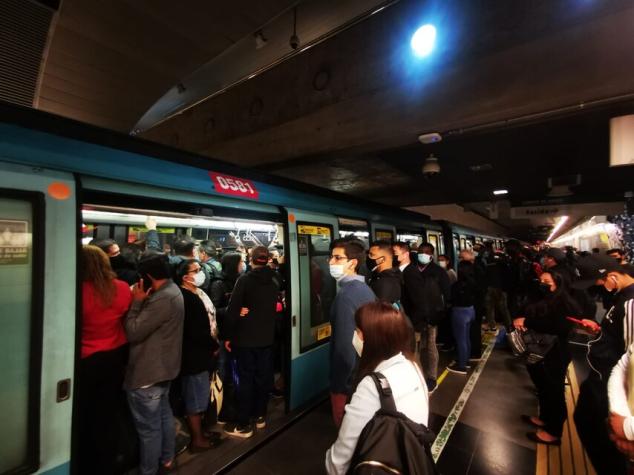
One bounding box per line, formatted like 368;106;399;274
457;260;474;281
533;270;582;317
221;252;243;283
138;251;171;280
619;264;634;278
331;238;366;272
251;245;270;265
175;259;198;286
438;254;453;269
370;240;393;253
419;242;434;253
392;241;410;252
607;248;625;257
200;240;218;258
173;235;196;257
90;238;117;254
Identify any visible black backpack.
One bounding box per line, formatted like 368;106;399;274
348;372;439;475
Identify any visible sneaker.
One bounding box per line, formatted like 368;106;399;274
426;379;438;394
447;362;468;375
485;325;497;332
270;388;284;399
255;416;266;429
224;423;254;439
469;356;483;362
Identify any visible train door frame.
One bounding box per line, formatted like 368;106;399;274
285;209;338;410
337;216;370;246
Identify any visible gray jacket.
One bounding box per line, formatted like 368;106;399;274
123;280;184;390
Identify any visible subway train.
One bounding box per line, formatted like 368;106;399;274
0;103;507;474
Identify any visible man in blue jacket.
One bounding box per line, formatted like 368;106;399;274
329;238;376;427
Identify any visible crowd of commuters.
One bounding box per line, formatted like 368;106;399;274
82;219;634;474
81;219;286;474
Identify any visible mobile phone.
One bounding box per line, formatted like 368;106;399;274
566;317;584;325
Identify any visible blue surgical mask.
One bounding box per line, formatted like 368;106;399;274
417;253;432;265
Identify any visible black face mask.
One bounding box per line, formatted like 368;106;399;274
538;283;552;296
367;256;384;272
109;254;124;269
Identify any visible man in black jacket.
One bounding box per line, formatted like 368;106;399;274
368;240;402;305
224;246;279;439
572;256;634;475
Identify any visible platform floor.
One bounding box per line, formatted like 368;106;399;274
177;333;598;475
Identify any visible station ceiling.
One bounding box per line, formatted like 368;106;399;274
19;0;634;240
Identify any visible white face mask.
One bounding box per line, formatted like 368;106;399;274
192;270;206;288
473;251;479;257
438;260;447;269
417;253;432;265
329;264;346;281
352;330;364;357
239;262;247;274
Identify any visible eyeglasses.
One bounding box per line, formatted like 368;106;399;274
188;267;201;274
329;255;348;261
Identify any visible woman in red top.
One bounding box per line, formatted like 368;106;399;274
78;245;132;474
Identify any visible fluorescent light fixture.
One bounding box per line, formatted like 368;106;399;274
493;189;508;195
546;216;569;243
411;24;436;58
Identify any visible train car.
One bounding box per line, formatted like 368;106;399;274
0;104;451;474
437;221;509;265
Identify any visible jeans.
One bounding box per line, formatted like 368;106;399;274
235;346;274;426
451;306;475;369
127;383;175;475
417;325;439;382
485;287;511;327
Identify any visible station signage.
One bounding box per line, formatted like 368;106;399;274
297;225;331;236
209;171;259;200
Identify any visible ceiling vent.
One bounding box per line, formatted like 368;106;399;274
0;0;54;107
547;174;580;197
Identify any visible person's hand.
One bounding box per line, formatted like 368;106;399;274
132;279;151;301
580;319;600;334
513;317;527;332
145;216;157;231
240;307;249;317
613;437;634;459
224;341;232;352
609;413;627;439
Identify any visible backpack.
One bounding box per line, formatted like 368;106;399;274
348;372;439;475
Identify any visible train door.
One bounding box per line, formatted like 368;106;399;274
370;223;395;242
338;217;369;247
396;231;423;249
0;162;76;474
425;230;443;260
286;209;338;410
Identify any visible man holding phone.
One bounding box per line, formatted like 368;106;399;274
571;255;634;475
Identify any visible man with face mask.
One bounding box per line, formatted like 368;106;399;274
91;238;139;286
415;243;450;392
571;255;634;475
367;240;402;305
328;239;376;427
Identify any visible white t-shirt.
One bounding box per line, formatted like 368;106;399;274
325;353;429;474
608;343;634;440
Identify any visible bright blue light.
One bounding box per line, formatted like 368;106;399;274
410;24;436;58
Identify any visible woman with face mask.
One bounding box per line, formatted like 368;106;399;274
325;301;429;474
513;271;581;445
176;259;222;451
438;254;457;285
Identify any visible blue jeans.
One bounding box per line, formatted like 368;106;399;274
235;346;274;426
451;306;475;369
127;383;175;475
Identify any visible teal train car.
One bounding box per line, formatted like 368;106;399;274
0;103;455;474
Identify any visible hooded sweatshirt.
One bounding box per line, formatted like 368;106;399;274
225;266;280;347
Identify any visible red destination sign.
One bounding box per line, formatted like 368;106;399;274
209;172;259;200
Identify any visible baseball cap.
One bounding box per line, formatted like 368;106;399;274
545;247;566;263
571;254;622;289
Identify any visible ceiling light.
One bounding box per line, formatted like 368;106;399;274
411;24;436;58
493;189;508;195
546;216;569;243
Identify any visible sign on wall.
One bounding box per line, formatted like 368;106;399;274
209;171;259;200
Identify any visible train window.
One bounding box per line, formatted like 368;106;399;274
396;232;422;249
453;233;460;254
0;195;42;473
338;217;369;248
297;223;335;352
375;229;394;242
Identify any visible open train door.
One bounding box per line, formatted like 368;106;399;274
285;209;338;410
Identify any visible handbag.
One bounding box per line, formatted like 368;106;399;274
521;330;558;365
209;371;223;417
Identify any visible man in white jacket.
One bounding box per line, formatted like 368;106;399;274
608;343;634;459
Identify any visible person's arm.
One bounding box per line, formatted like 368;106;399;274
325;376;380;474
330;295;358;393
608;345;634;440
624;299;634;349
437;267;451;304
402;269;426;326
125;292;174;343
144;217;162;252
224;276;246;341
